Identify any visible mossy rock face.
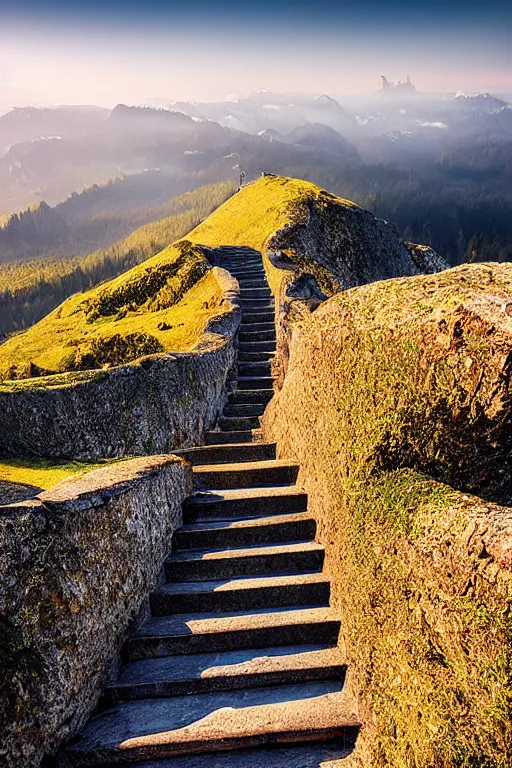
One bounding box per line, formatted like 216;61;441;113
262;261;512;768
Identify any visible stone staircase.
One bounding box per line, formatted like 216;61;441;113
61;247;359;767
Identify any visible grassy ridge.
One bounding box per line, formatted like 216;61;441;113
0;240;225;379
0;175;348;381
0;181;235;336
189;174;352;251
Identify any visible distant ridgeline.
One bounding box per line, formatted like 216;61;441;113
0;181;235;337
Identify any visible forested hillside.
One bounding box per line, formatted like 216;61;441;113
0;181;235;336
0;171;231;264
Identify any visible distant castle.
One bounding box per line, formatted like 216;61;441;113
380;75;416;95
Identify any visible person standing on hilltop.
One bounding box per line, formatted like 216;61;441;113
239;169;246;189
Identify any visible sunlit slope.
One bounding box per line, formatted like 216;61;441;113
189;174;357;251
0;174;355;382
0;181;235;337
0;240;224;380
0;458;114;492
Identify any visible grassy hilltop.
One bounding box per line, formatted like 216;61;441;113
0;240;226;380
0;175;346;381
189;174;357;252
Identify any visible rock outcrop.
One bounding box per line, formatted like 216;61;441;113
265;185;448;296
261;262;512;767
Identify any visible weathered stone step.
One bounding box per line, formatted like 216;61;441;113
240;299;274;309
237;376;274;390
183;486;308;522
240;310;274;324
193;459;300;490
228;389;273;405
230;264;265;273
62;681;358;764
126;607;340;660
106;738;357;768
107;645;345;703
239;341;275;353
175;512;316;551
237;280;268;289
205;430;254;445
176;443;275;466
218;415;261;431
238;350;273;363
151;571;328;615
239;330;276;343
239;287;272;298
240;321;275;332
231;273;266;283
223;403;266;418
165;541;324;583
237;362;271;378
231;269;265;280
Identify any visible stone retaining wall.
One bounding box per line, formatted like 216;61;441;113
0;456;193;768
0;267;240;460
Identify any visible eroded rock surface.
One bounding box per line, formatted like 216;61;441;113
261;262;512;766
0;456;193;768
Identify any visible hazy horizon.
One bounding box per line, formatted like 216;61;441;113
0;0;511;109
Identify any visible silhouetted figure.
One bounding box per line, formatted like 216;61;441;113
239;170;246;189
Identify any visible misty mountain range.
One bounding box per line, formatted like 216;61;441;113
1;88;511;215
0;86;511;277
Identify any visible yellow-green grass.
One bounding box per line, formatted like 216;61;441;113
0;241;224;380
0;181;235;295
0;175;347;382
0;458;112;492
189;174;358;252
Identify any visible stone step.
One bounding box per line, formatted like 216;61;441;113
239;330;276;343
174;512;316;551
102;739;358;768
240;310;274;324
238;350;273;363
240;321;275;332
223;403;266;418
205;431;254;445
239;288;272;298
239;341;276;353
228;389;273;405
193;459;300;490
232;269;266;280
240;299;274;309
237;362;271;378
151;570;328;615
231;273;266;283
175;443;275;466
237;280;268;289
218;415;261;431
237;376;274;390
165;541;324;583
126;607;340;660
63;681;358;764
107;645;345;703
183;486;308;522
235;269;266;277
